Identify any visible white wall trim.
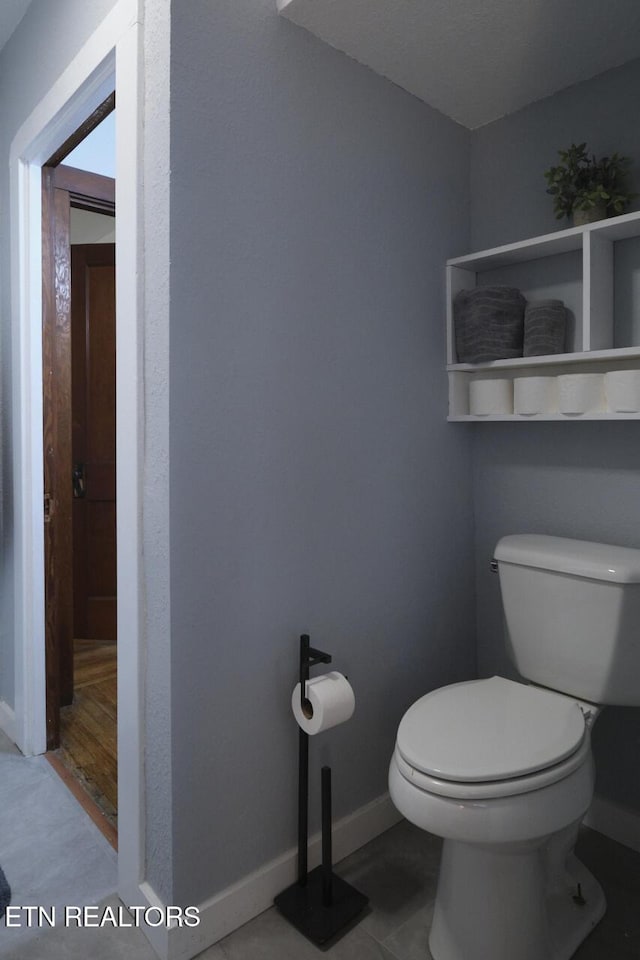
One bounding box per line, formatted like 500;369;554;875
113;3;147;916
8;0;145;923
584;794;640;855
0;699;16;745
138;793;402;960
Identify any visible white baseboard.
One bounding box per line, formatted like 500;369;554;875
133;881;171;960
138;791;402;960
0;699;16;745
584;794;640;855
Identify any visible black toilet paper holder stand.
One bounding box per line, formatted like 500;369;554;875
274;634;368;944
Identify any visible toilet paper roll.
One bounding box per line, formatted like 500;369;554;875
469;378;513;416
514;376;558;416
557;374;604;415
604;370;640;413
291;671;355;735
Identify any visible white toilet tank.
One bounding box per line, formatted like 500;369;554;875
494;534;640;707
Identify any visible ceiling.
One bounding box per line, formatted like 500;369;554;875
278;0;640;129
3;2;640;130
0;0;31;54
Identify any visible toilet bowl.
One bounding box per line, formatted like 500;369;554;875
389;676;605;960
389;535;640;959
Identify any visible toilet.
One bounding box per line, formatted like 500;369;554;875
389;534;640;960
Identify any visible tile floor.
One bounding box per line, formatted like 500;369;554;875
211;822;640;960
1;770;639;960
1;729;639;959
0;730;117;956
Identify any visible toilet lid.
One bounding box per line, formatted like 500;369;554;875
396;676;586;783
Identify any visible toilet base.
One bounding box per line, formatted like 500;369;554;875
429;830;606;960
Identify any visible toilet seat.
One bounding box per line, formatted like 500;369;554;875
395;676;589;800
393;733;592;801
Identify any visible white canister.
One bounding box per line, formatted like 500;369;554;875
469;379;513;416
513;377;558;416
557;374;604;416
604;370;640;413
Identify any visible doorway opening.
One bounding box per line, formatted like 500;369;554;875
9;3;146;910
41;100;118;845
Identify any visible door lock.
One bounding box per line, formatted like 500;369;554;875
72;462;86;499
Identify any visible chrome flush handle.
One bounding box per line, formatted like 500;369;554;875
490;559;499;573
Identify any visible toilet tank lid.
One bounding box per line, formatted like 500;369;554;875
495;534;640;583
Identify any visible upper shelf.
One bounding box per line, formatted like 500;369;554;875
446;209;640;367
449;209;640;272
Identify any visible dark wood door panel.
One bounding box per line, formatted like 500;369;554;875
87;263;116;463
42;170;74;746
87;501;117;596
72;244;117;646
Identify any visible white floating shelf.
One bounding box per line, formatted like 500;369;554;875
446;211;640;421
448;346;640;373
449;209;640;272
449;413;640;422
448;225;583;272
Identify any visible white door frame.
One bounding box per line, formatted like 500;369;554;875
9;0;145;906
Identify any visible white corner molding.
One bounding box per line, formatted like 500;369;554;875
584;794;640;855
0;700;17;745
142;792;402;960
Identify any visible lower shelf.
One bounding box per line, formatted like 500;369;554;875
449;412;640;421
449;358;640;420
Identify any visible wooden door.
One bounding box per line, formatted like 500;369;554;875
42;164;115;749
42;168;73;746
72;244;117;644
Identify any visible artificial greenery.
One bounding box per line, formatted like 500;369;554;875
544;143;635;220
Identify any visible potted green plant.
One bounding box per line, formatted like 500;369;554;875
544;143;636;225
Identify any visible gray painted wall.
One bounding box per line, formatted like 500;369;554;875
168;0;475;903
470;58;640;815
471;57;640;250
0;0;119;707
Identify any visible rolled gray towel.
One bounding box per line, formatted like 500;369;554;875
454;286;525;363
523;299;566;357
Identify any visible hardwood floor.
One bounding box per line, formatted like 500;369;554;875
51;639;117;844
